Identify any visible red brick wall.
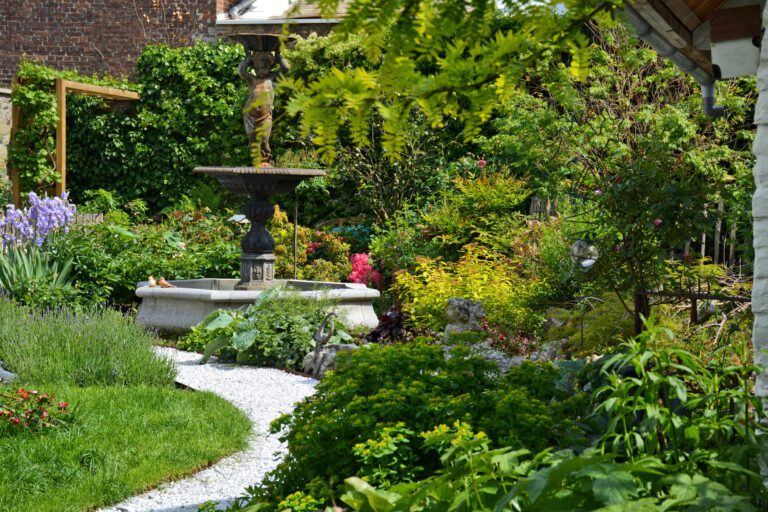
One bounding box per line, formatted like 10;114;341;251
0;0;219;87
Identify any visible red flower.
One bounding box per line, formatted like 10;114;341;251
477;159;487;169
58;402;69;410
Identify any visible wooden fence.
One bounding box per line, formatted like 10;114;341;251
0;212;103;243
530;196;747;266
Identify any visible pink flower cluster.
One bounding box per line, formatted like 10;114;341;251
349;253;382;287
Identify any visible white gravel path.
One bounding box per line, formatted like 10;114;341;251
100;347;317;512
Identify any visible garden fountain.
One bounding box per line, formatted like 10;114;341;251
136;34;379;333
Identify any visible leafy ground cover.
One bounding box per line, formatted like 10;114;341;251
182;286;353;369
0;384;250;512
230;323;764;511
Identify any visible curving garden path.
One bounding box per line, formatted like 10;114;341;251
100;347;317;512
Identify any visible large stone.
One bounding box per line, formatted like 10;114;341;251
0;92;11;174
0;365;16;383
302;343;358;379
443;298;486;342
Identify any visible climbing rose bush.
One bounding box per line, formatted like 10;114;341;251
349;253;381;287
0;192;76;246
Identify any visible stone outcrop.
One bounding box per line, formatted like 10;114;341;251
0;365;16;383
303;342;358;379
303;311;359;379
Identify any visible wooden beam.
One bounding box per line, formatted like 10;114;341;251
59;80;139;101
49;79;139;198
632;0;692;48
664;0;703;31
55;78;66;197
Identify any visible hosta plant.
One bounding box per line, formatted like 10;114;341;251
192;286;352;370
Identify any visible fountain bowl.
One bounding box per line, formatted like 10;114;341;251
193;166;325;197
136;279;380;334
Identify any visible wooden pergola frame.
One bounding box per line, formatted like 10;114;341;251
9;78;140;207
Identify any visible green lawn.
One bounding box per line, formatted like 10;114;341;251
0;384;251;512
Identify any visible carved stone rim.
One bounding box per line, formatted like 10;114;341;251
193;166;326;177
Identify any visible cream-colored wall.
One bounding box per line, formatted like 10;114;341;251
753;8;768;404
0;88;11;176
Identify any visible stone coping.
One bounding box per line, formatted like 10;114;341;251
135;279;380;302
192;166;326;177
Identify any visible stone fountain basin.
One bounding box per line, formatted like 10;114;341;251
136;278;380;334
193;167;326;197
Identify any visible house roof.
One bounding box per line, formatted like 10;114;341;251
625;0;763;83
217;1;349;23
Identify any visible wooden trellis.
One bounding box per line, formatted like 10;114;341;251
9;78;140;207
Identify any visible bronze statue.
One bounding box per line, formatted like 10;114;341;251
238;47;289;166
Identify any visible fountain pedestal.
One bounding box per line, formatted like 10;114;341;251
193;166;325;290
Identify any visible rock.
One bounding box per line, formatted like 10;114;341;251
0;365;16;383
543;307;568;331
444;298;486;342
303;343;358;379
529;339;567;362
462;341;525;373
443;337;569;374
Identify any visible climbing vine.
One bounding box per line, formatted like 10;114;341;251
9;42;248;210
8;61;136;193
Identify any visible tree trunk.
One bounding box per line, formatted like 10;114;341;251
634;291;650;335
714;200;723;264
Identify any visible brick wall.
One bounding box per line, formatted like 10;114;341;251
0;0;220;87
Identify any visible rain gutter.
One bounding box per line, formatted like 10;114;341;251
623;4;724;117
